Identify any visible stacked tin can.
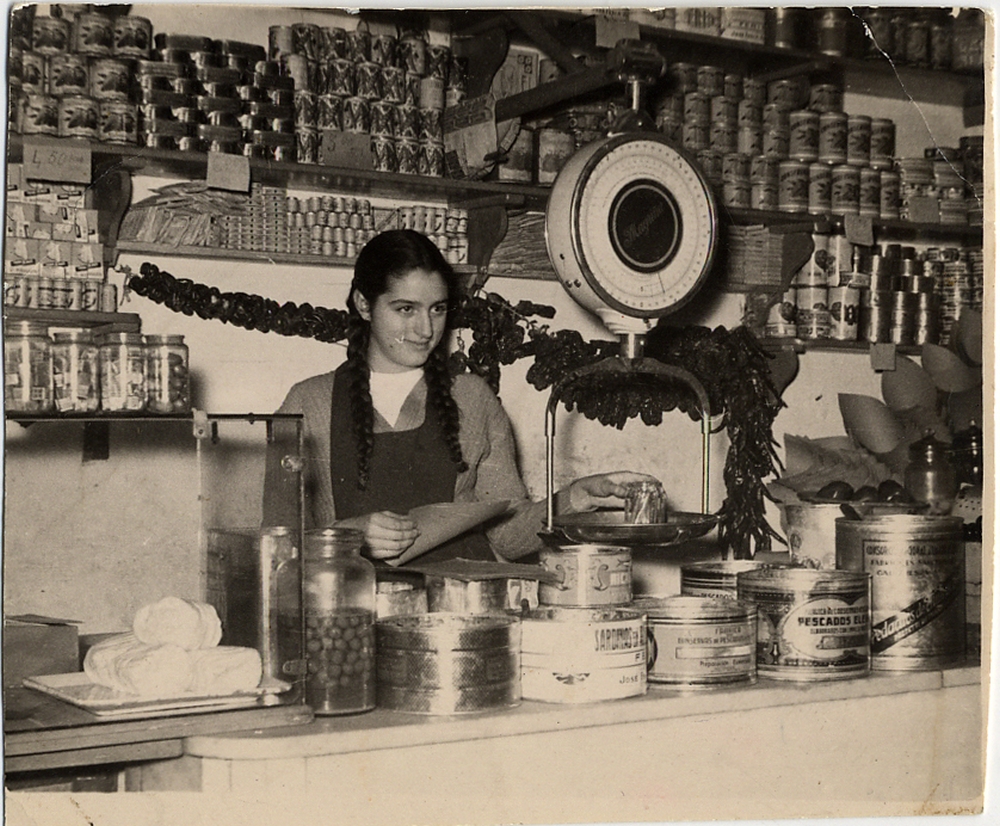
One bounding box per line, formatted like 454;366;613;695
936;247;982;346
268;23;456;175
656;65;900;218
138;35;285;157
283;195;375;258
12;10;147;144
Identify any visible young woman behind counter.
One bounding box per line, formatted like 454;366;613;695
263;229;652;564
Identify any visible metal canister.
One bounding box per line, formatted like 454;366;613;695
376;614;521;714
399;34;427;76
295;127;318;164
846;114;872;166
788;109;819;162
58;95;100;139
808;162;832;213
375;580;428;619
671;61;698;94
762;128;789;160
418;106;443;142
539;545;632;607
317;94;343;130
72;11;115;57
869;118;896;170
764;289;798;336
859;290;893;343
683;91;709;124
737;567;871;681
417;139;444;177
681;561;784;598
818;111;847;164
709;119;737;154
831;164;860;216
355;61;382;101
859;167;881;218
113;15;152;58
369;100;394;136
21;51;47;95
268;25;294;61
90;58;131;100
889;291;918;345
48;53;89;97
370;135;397;172
98;100;137;143
425;576;509;614
880;170;901;220
778;159;809;213
21;93;59;135
750;155;779;210
696;64;724;97
761;102;789;131
795;285;830;339
396;137;419;175
808;83;843;113
636;596;756;687
827;285;860;341
342;96;370;133
520;606;646;703
836;515;965;671
32;16;72;55
381;65;405;104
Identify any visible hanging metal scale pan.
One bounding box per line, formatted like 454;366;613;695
545;133;718;325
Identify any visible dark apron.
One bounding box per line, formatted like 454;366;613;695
329;364;493;564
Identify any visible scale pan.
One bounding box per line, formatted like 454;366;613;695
550;510;721;546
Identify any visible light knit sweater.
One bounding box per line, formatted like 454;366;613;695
268;369;549;560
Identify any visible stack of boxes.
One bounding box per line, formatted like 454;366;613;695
4;163;112;312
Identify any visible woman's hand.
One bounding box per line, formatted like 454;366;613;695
336;511;420;560
558;471;660;515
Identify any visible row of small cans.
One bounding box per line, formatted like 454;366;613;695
16;52;133;100
660;65;846;114
283;56;458;108
268;24;462;85
14;93;136;144
3;275;116;313
24;13;153;59
294;95;443;141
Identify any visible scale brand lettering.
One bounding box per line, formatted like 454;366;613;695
621;201;665;247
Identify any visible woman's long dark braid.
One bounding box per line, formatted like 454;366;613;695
424;344;468;476
346;317;376;491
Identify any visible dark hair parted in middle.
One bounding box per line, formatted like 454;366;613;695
345;229;467;490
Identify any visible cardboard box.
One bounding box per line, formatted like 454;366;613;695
4;615;80;689
675;7;721;37
721;8;766;44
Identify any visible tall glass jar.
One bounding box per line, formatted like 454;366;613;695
300;528;375;715
145;334;191;413
98;332;146;412
904;432;958;515
4;320;53;413
52;331;100;413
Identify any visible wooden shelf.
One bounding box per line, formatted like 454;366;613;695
761;337;921;356
7;136;550;208
721;207;983;242
3;307;142;332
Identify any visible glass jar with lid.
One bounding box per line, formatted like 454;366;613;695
4;320;53;413
98;332;146;412
52;330;100;413
145;334;190;413
904;431;958;515
295;527;376;715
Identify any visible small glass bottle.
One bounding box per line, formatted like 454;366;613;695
98;332;146;412
904;431;958;515
145;334;191;413
52;331;100;413
4;320;53;413
300;528;375;715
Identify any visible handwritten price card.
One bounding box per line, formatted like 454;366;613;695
23;138;92;183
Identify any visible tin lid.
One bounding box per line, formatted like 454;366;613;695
5;320;51;338
737;566;869;592
143;334;186;345
98;332;144;345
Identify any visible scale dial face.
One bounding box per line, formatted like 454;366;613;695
547;134;717;319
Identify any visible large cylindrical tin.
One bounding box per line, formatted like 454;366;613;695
376;580;428;618
681;560;783;599
634;596;756;687
426;575;509;614
539;545;632;607
835;515;965;670
737;568;871;681
520;607;646;703
376;614;521;714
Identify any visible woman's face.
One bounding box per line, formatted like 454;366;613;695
355;267;450;373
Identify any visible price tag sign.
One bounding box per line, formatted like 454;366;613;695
206;152;250;192
320;131;372;169
23;138;91;184
595;13;640;48
843;214;874;247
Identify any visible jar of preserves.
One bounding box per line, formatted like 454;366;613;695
145;333;190;413
4;320;53;413
98;332;146;411
52;330;99;413
300;528;375;715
